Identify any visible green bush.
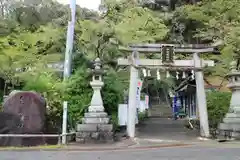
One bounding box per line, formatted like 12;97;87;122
138;111;148;122
65;67;92;124
206;91;231;129
65;67;124;127
110;113;119;132
102;69;124;115
19;60;124;132
22;72;65;132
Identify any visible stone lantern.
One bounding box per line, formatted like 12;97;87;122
76;58;113;143
88;57;105;113
219;61;240;139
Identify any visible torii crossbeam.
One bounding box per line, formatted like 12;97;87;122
118;59;214;69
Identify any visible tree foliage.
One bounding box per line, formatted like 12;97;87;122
173;0;240;76
0;0;236;131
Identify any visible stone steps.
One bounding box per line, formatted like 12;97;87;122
149;104;172;118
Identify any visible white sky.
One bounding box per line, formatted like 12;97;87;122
57;0;101;11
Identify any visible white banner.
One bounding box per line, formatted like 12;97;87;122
145;95;149;109
136;79;143;109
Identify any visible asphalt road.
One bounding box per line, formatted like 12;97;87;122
1;146;240;160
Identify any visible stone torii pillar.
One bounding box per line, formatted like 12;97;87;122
126;51;139;138
193;52;210;137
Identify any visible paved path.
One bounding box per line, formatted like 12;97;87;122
1;145;240;160
137;118;200;142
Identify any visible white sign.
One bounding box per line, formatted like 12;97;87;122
118;104;139;126
118;104;128;126
139;101;146;112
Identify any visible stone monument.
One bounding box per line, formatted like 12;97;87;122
76;58;113;143
0;91;47;146
219;61;240;139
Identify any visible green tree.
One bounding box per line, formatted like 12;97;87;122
173;0;240;75
0;24;63;94
77;0;169;63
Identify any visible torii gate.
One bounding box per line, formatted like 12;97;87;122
118;43;219;138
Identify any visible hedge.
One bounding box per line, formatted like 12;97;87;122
206;91;231;130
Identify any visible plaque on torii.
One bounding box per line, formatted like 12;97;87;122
161;44;175;64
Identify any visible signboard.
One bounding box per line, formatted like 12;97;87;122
139;101;146;113
161;45;175;63
118;104;139;126
118;104;128;126
118;79;143;126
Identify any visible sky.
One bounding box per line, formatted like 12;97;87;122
57;0;101;11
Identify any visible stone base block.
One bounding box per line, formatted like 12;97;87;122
76;123;113;143
76;131;113;143
98;124;113;131
218;123;240;140
225;113;240;118
84;112;108;118
82;117;109;124
218;130;240;140
223;117;240;123
88;105;104;112
219;123;240;131
76;124;98;132
76;124;113;132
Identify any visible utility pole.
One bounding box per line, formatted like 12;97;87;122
62;0;76;145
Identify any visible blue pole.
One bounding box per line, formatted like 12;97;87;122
62;0;76;145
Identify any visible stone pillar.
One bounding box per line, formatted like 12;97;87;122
193;52;210;137
219;61;240;139
126;51;139;138
76;58;113;143
127;66;139;138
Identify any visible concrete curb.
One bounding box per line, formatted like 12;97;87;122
134;138;182;143
0;139;192;151
0;139;136;151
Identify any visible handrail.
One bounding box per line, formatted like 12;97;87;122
0;132;76;137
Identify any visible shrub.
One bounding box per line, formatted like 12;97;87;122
206;91;231;130
102;69;124;115
20;64;124;132
65;67;124;127
22;72;65;132
65;67;92;124
110;113;119;132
